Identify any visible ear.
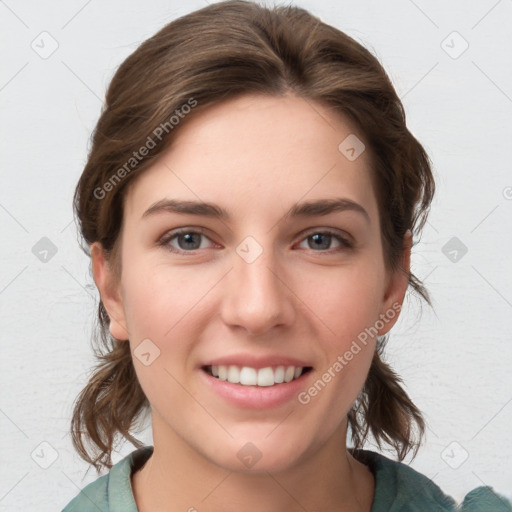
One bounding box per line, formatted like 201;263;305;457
90;242;129;340
377;230;412;336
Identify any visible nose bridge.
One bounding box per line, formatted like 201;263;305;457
221;237;294;335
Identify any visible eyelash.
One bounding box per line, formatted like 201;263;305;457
158;227;354;255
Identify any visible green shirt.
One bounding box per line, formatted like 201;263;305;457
61;446;511;511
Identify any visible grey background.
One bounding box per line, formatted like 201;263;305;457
1;0;511;509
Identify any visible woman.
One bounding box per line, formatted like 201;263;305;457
62;1;511;510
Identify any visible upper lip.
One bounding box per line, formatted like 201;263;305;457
201;354;314;370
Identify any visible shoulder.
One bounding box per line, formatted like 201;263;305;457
459;486;512;512
352;449;512;511
61;446;154;512
61;471;110;512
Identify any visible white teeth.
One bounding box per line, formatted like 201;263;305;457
208;365;306;386
274;366;285;383
227;365;240;383
240;367;257;385
218;365;227;380
257;367;274;387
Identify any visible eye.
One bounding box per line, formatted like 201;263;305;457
296;230;353;252
159;228;215;254
158;228;353;255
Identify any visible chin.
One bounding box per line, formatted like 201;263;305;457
203;432;314;474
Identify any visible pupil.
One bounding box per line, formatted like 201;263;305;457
180;233;200;249
311;233;330;250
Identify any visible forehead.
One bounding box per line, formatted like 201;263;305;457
123;93;377;223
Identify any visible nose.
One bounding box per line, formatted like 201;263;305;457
220;245;296;336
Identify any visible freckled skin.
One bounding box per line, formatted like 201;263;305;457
91;93;410;512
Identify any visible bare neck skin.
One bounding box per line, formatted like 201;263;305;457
131;416;375;512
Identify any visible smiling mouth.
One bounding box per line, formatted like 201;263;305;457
202;365;313;387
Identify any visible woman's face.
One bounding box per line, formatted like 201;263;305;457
94;93;408;472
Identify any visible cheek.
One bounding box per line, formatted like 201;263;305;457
120;253;207;337
299;260;386;341
120;256;221;390
296;260;383;399
119;260;208;403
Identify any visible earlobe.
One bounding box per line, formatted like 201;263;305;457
377;230;412;336
90;242;129;341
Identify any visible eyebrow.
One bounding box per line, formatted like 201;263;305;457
141;197;370;223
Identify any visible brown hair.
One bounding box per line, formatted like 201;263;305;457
71;0;433;472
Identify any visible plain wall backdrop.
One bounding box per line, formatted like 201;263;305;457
1;0;511;510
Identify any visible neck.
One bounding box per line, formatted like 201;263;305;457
132;414;375;512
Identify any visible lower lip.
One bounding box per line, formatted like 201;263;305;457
200;368;312;409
